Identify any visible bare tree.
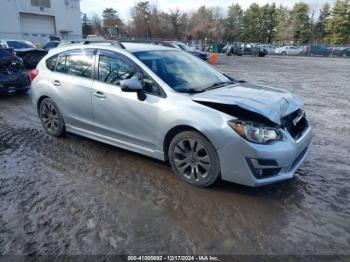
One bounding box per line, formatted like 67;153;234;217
90;13;103;36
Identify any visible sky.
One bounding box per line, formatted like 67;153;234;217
80;0;336;22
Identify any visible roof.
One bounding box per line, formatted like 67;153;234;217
47;42;177;56
121;42;176;52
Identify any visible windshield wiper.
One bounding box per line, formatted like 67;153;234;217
178;88;204;94
202;81;237;92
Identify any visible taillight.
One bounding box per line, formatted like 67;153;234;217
30;69;39;81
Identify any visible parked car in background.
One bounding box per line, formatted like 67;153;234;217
302;45;332;57
332;47;350;58
223;43;230;53
239;43;266;57
121;40;208;61
275;46;303;56
225;43;243;56
43;41;60;50
1;39;48;69
259;44;276;55
164;41;208;61
0;48;30;94
31;42;312;187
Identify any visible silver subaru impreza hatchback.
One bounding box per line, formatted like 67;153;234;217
31;42;313;187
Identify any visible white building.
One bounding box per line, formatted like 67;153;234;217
0;0;82;45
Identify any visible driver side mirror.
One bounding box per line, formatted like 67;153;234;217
120;79;146;101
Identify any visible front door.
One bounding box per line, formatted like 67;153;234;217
91;50;163;150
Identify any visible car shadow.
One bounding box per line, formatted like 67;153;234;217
68;131;305;202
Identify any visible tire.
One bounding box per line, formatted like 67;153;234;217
39;98;66;137
168;131;221;187
281;52;287;56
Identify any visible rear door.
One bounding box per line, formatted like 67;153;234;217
49;49;96;130
289;46;298;55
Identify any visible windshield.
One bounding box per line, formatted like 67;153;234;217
7;40;36;49
134;50;230;93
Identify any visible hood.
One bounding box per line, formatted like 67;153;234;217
192;83;303;125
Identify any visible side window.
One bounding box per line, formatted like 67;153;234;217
46;55;58;71
65;54;94;79
56;56;67;73
98;55;139;84
98;54;160;95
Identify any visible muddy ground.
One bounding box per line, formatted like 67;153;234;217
0;55;349;256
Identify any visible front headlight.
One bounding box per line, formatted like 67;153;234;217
228;120;282;144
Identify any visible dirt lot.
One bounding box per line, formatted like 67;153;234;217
0;55;349;256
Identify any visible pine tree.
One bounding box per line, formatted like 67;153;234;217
325;0;350;44
225;3;243;42
275;5;293;44
260;4;278;43
242;3;261;42
315;3;331;43
291;2;312;44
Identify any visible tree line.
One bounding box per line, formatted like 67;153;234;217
82;0;350;45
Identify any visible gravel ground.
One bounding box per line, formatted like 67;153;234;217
0;55;349;256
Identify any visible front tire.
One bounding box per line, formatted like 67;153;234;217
39;98;66;137
168;131;220;187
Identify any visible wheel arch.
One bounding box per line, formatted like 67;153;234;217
163;125;211;161
37;95;50;115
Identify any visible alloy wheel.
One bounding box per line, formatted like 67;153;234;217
40;100;60;134
173;139;211;182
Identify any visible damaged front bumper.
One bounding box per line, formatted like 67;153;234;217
217;120;313;187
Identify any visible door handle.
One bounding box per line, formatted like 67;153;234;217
93;91;106;99
53;80;61;87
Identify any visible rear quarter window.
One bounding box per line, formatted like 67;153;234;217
56;56;67;73
46;55;58;71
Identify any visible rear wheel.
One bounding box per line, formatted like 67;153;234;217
168;131;220;187
39;98;66;137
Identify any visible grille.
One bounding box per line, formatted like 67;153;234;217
282;109;308;140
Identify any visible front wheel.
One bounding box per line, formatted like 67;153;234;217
168;131;221;187
39;98;66;137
